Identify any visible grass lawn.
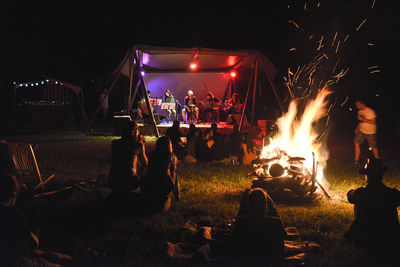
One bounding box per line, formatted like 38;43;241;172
2;130;400;266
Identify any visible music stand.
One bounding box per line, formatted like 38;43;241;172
150;98;162;106
161;103;176;110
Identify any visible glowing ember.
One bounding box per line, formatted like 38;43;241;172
260;88;332;187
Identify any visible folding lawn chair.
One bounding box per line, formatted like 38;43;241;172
8;142;55;191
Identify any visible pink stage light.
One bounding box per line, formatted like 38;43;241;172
189;62;198;71
230;71;237;78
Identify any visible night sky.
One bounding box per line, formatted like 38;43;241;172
1;1;400;126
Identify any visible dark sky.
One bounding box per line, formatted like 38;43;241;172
0;1;287;84
1;0;400;121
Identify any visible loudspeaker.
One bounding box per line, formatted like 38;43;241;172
113;115;132;136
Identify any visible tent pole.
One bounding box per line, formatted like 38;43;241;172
141;81;160;138
127;57;134;111
127;79;141;113
12;87;16;128
251;55;259;124
239;69;254;131
260;59;284;113
133;52;160;138
85;71;122;132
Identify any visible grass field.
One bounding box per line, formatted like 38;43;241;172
2;130;400;266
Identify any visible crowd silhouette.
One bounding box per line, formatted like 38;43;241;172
1;119;400;265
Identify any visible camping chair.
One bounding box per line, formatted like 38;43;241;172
8;142;55;191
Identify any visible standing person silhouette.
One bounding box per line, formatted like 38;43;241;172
354;99;378;165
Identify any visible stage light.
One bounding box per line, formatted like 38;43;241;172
189;62;198;71
141;71;145;76
229;71;237;78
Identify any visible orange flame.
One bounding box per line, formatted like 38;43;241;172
261;88;331;185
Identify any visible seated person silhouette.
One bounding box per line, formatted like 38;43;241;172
0;174;72;266
141;136;180;213
165;120;187;161
195;128;214;162
108;120;148;194
231;188;286;264
344;158;400;259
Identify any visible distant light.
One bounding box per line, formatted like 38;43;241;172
46;79;49;82
229;71;237;78
13;82;16;85
55;81;58;84
189;62;198;71
25;84;28;87
41;81;44;84
141;71;145;76
35;83;38;86
60;82;63;86
31;83;34;86
19;84;23;87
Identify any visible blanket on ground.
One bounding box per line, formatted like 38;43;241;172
166;220;321;266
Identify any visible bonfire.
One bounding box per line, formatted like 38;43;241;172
251;88;331;200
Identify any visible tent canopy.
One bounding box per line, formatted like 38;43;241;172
116;45;265;75
113;45;279;106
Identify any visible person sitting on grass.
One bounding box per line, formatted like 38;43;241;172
230;188;286;265
0;174;72;266
185;128;201;163
108;120;148;194
229;123;244;164
141;136;180;213
344;158;400;260
165;120;186;161
195;128;214;162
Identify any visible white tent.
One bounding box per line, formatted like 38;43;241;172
88;45;283;136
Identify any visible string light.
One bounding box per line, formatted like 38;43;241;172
13;80;63;88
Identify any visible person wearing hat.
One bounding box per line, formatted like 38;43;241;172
182;90;199;123
108;120;148;193
344;158;400;260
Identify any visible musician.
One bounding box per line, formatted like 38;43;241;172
138;90;153;121
225;93;241;124
204;92;221;123
182;90;199;123
163;89;176;122
225;93;241;114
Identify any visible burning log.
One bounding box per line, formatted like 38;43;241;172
250;151;330;200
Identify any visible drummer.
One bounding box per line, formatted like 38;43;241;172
182;90;199;123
